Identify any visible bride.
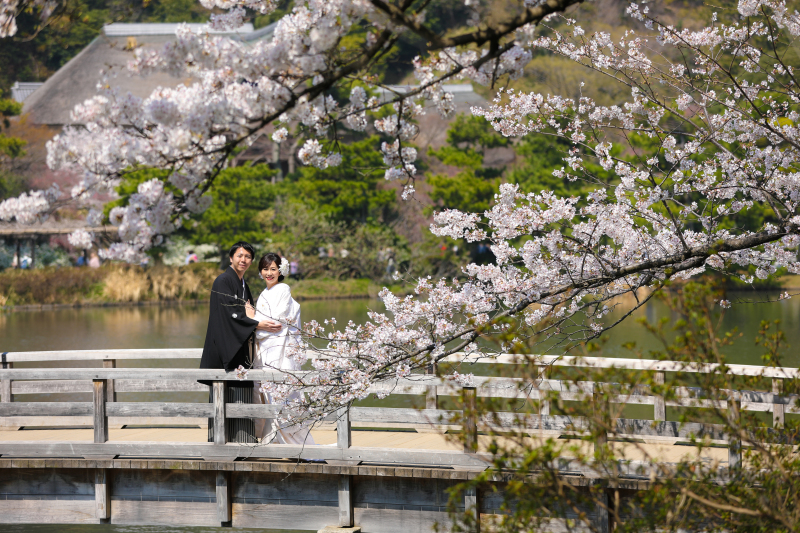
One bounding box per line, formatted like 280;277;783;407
248;252;316;445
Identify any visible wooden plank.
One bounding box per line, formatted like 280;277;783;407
0;368;298;381
3;349;203;363
106;403;213;418
0;442;492;468
354;507;452;533
12;379;208;395
111;500;218;526
216;471;231;524
350;407;457;426
0;402;93;416
96;468;110;519
213;382;226;446
0;499;97;524
233;502;338;530
441;353;800;379
94;380;108;444
6;348;800;379
339;475;353;527
3;348;320;363
0;416;207;427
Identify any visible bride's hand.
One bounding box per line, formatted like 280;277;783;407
245;301;256;319
257;320;282;333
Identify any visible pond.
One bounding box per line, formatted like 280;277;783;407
2;290;798;368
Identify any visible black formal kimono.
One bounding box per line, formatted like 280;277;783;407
201;266;259;443
200;267;259;377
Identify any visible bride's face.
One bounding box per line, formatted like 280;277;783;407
261;262;280;289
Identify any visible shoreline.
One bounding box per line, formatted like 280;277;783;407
0;292;377;313
3;285;799;313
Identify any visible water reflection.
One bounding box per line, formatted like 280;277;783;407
2;292;798;368
1;299;384;353
601;290;800;367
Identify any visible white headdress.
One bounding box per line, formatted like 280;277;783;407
279;257;290;277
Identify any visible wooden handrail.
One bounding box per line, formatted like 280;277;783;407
2;348;798;378
0;351;796;470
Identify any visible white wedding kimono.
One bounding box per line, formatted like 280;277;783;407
253;282;316;445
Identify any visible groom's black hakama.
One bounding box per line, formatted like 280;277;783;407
201;267;258;443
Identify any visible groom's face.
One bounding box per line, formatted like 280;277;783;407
230;247;253;277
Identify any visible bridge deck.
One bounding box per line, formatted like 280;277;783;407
0;427;729;465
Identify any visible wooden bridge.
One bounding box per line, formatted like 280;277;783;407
0;349;797;532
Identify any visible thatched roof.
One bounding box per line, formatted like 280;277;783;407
21;23;269;126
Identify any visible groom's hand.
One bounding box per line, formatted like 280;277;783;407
245;301;256;319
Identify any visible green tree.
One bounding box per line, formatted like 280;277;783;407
189;163;277;258
427;114;510;213
278;136;396;225
0;98;27;201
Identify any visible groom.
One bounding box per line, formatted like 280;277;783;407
200;241;278;442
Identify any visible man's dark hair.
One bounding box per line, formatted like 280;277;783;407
229;241;255;259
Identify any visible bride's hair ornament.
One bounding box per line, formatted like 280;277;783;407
279;257;290;277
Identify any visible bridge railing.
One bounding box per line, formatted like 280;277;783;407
0;349;797;470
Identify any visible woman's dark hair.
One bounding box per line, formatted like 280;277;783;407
229;241;255;259
258;252;284;282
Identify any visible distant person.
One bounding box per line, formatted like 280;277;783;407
185;250;199;264
290;259;300;280
20;255;31;269
75;254;86;267
11;253;18;268
88;251;101;268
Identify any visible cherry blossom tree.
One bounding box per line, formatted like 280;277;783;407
2;0;800;419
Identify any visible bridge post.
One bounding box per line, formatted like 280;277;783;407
103;360;116;403
338;474;354;527
337;406;351;449
536;365;550;416
213;381;227;445
93;379;108;443
590;489;610;533
426;363;438;410
593;387;608;450
728;396;741;470
1;354;11;404
95;467;111;520
464;485;480;532
653;372;666;421
216;471;232;524
773;378;785;428
463;387;477;453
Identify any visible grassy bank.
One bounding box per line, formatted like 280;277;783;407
0;264;402;307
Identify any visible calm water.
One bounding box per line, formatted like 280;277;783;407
3;291;799;367
1;291;798;532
